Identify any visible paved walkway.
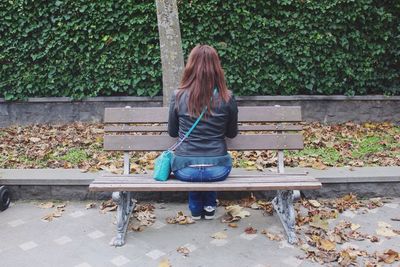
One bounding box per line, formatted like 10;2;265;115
1;199;399;267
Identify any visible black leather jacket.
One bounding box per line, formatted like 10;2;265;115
168;90;238;157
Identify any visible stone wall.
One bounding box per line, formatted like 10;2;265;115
1;95;399;127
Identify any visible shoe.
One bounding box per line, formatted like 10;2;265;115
204;206;215;220
191;212;202;220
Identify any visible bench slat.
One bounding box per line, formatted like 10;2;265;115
104;106;302;123
104;124;303;133
89;181;321;192
104;134;304;151
94;176;316;184
102;172;309;178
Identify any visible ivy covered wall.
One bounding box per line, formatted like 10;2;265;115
0;0;399;100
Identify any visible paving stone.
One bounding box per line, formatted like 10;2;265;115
145;249;166;260
54;236;72;245
74;263;92;267
69;210;85;218
2;200;400;267
210;239;229;246
110;255;130;266
8;219;26;227
19;241;38;251
87;230;105;239
240;232;258;240
384;203;399;209
342;210;356;218
282;256;303;267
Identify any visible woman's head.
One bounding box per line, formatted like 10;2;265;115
179;44;230;116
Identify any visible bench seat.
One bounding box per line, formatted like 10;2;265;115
90;174;321;192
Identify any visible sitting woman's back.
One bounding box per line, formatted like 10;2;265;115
167;44;238;220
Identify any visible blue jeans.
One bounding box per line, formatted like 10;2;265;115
174;165;232;216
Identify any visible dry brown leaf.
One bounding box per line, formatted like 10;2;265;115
134;210;156;226
382;249;399;264
309;215;329;232
166;211;195;225
225;205;250;218
177;246;190;256
244;227;257;234
312;161;327;170
350;223;361;231
100;199;118;213
261;229;283;241
228;223;238;228
309;200;321;208
376;221;397;237
318;239;336;251
86;202;96;209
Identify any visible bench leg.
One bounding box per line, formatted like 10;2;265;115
110;191;135;247
272;190;298;244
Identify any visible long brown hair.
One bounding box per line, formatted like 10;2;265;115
177;44;231;117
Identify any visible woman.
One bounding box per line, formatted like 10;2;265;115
168;44;238;220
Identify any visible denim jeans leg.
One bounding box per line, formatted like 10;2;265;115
188;191;203;216
202;191;217;208
174;167;204;215
201;166;232;208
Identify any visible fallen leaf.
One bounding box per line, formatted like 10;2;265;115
100;199;118;213
309;200;321;208
309;215;329;232
29;137;41;143
376;227;397;237
158;258;171;267
177;246;190;256
261;229;283;241
319;239;336;251
86;202;96;209
312;161;327;170
244;227;257;234
376;221;397;237
382;249;399;264
166;211;195;225
225;205;250;218
228;223;238;228
350;223;361;231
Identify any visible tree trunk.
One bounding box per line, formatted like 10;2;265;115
156;0;184;106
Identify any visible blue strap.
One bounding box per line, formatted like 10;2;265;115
170;88;217;151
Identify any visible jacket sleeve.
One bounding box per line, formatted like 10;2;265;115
168;93;179;137
225;95;238;138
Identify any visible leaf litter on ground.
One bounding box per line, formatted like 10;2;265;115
128;203;156;232
166;211;195;225
296;194;399;266
1;122;398;170
41;202;67;222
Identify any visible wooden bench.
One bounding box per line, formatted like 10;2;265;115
89;105;322;246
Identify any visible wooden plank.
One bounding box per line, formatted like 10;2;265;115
101;172;309;178
103;134;304;151
104;107;168;123
89;181;322;192
104;124;303;133
93;176;317;184
238;106;302;122
104;106;302;123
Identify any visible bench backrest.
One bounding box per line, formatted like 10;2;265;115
103;106;303;151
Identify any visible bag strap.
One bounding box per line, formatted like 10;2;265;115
169;88;217;151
